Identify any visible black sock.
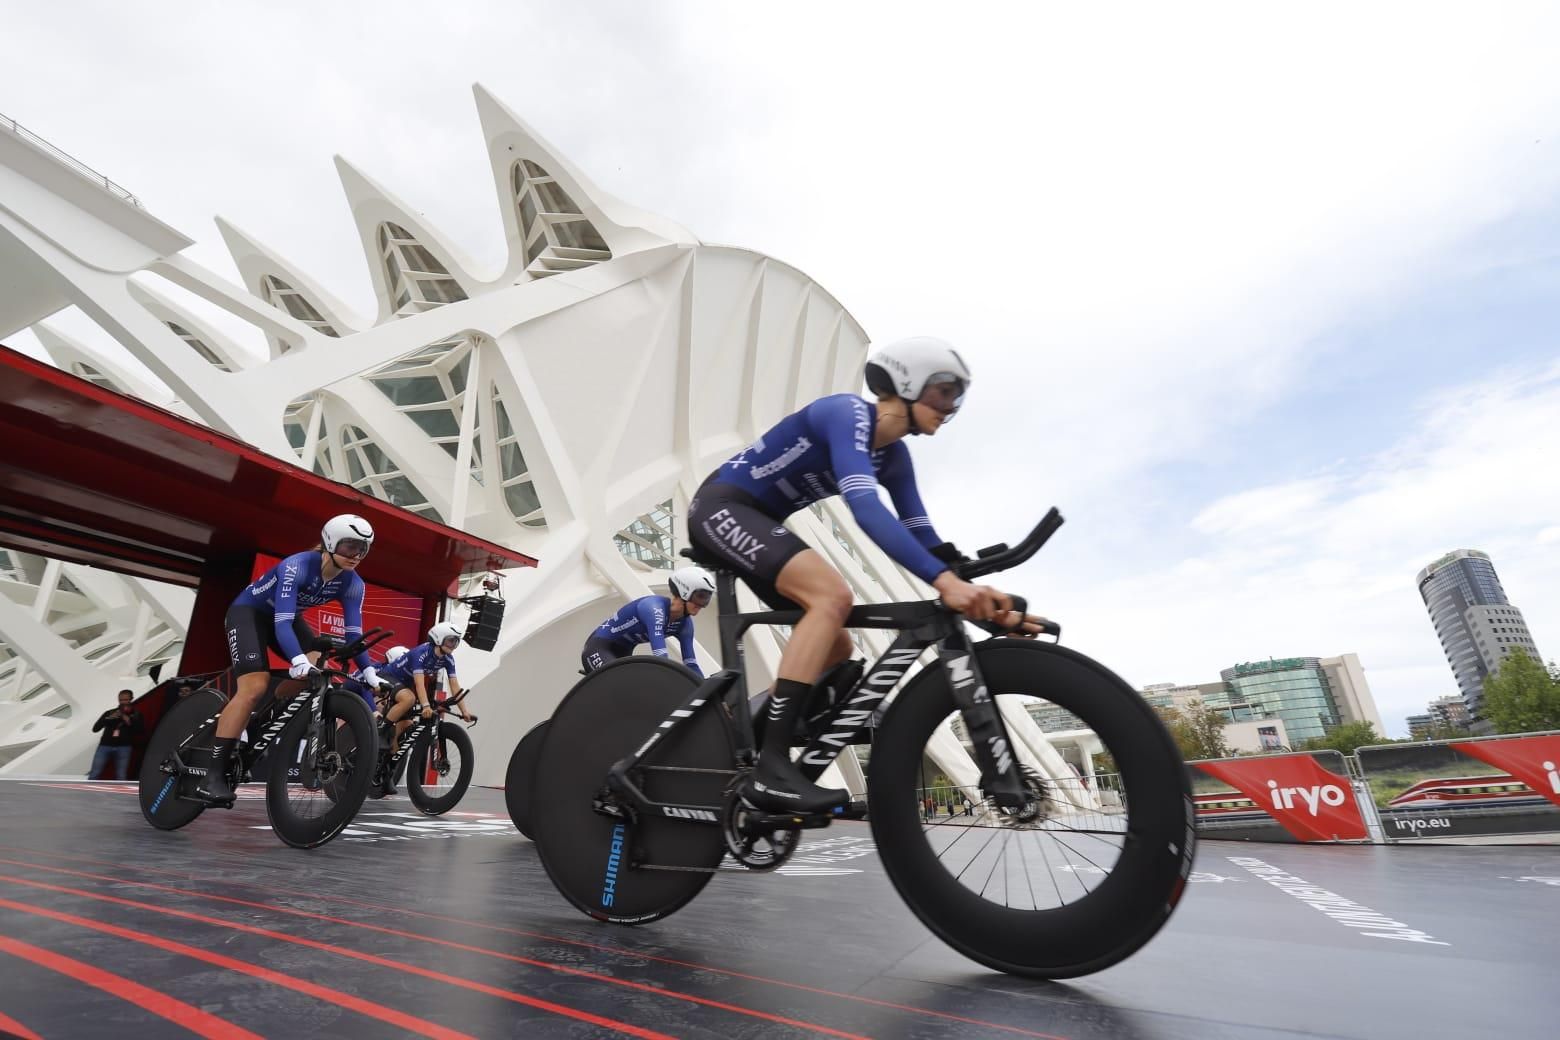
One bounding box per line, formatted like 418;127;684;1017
762;678;813;759
209;736;238;763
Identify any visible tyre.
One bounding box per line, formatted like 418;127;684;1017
868;639;1195;978
504;720;549;838
265;688;377;849
407;720;474;816
138;686;227;831
532;658;733;924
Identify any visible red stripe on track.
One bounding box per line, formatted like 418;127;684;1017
0;859;864;1040
0;877;677;1040
0;896;472;1040
0;844;1071;1040
0;932;257;1040
0;1004;44;1040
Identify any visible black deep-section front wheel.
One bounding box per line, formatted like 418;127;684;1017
504;720;549;838
265;689;376;849
869;639;1195;978
138;686;227;831
406;721;474;816
531;658;734;925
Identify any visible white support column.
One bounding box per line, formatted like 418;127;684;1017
449;338;482;528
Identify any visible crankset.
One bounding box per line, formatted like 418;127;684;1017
720;784;801;871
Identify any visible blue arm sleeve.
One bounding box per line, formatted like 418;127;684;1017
272;552;308;661
341;576;372;671
637;598;670;658
676;617;703;677
814;397;949;584
878;442;944;551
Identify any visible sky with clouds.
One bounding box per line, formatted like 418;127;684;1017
5;2;1559;735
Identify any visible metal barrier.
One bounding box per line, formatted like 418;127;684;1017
1355;730;1560;842
1;111;142;207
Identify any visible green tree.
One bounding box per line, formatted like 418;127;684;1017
1481;650;1560;734
1160;700;1230;762
1296;720;1382;756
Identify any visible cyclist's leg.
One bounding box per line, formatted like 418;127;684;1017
580;637;625;674
200;607;277;803
688;484;849;812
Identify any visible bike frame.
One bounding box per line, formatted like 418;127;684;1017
605;509;1067;823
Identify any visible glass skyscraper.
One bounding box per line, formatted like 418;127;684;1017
1416;549;1541;721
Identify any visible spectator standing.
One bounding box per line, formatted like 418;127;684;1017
89;689;141;780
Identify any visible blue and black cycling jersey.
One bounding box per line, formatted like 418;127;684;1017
231;550;371;669
379;640;455;690
590;595;702;676
705;393;948;583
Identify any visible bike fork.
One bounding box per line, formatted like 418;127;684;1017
936;635;1027;808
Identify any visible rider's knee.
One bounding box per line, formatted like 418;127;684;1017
807;581;854;626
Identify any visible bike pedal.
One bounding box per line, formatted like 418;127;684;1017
834;797;869;821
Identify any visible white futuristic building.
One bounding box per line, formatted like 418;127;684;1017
0;87;1081;799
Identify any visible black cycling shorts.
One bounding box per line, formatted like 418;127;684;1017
225;605;316;677
686;481;809;610
581;636;630;674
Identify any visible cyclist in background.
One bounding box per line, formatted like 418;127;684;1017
687;337;1040;813
196;514;381;805
377;623;473;794
581;566;715;676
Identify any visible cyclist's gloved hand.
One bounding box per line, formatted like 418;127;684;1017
376;681;394;695
466;714;479;726
360;666;380;688
288;654;313;679
929;542;970;566
420;703;434;719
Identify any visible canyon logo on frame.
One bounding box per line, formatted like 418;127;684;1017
1194;754;1369;841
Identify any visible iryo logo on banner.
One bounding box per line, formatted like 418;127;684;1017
1195;754;1368;841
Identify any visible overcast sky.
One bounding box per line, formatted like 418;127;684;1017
6;2;1560;735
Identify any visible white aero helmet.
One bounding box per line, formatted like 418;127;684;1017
322;514;375;556
668;565;717;603
428;621;462;649
385;645;409;664
864;336;972;420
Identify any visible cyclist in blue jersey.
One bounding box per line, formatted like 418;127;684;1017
687;337;1042;813
195;514;381;805
377;622;473;794
581;566;716;676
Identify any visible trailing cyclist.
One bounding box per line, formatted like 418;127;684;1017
581;566;715;676
377;623;474;794
687;337;1041;813
196;514;381;806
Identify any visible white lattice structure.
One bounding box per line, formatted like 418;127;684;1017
0;87;1071;793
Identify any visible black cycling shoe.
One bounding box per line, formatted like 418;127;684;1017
379;759;398;796
191;738;238;807
741;754;849;815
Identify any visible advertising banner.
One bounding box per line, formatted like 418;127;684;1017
1357;733;1560;841
1191;751;1368;842
251;553;425;667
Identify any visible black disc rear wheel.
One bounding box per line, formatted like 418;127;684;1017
138;686;226;831
407;721;474;816
504;720;549;838
265;689;376;849
531;659;734;924
869;639;1195;978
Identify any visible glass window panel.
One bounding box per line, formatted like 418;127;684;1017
379;475;428;509
492;392;517;439
534;180;582;214
284;423;307;449
361;441;392;473
503;480;541;517
518;189;538;236
407;408;461;439
522;159;548;178
402;243;450;275
525;232;548;264
448;350;470;395
500;440;529;478
421;277;468;304
371;375;446;407
346;449;366;483
552;219;608;252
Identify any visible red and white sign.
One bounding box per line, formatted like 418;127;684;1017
251;553;425;668
1195;754;1368;841
1450;735;1560;809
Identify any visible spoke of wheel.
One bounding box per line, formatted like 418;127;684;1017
1049;830;1113;885
950;824;1006;885
975;829;1006;900
1026;821;1065;910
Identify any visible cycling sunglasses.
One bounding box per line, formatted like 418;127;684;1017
333;538;371;558
688;589;713;606
438;635;461;650
918;372;968;414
